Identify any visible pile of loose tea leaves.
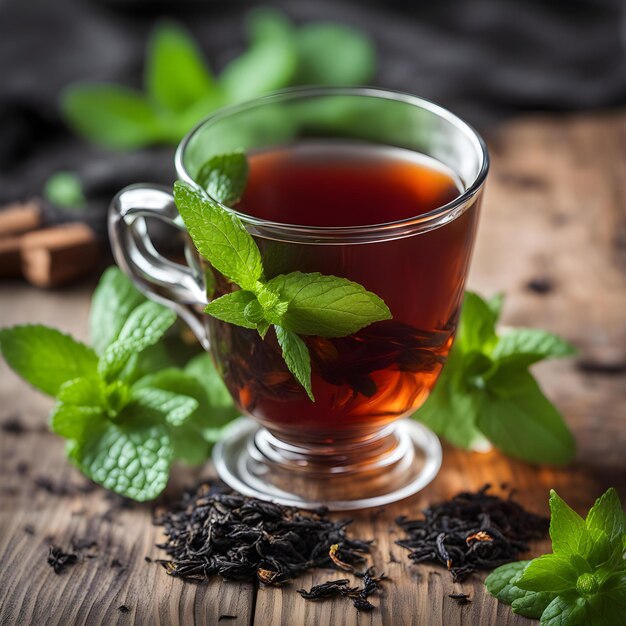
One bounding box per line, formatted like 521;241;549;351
154;482;383;611
396;485;548;582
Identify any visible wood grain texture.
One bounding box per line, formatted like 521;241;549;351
1;112;625;625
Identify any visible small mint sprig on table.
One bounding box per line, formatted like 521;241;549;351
174;152;392;401
0;267;238;501
413;291;577;465
486;488;626;625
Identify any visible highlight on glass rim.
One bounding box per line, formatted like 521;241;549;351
0;1;623;624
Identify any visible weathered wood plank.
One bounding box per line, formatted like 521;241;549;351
1;112;625;625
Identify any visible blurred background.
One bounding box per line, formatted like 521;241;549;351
0;0;625;285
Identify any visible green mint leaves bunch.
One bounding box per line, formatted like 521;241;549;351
61;9;376;150
414;292;577;465
0;267;238;501
486;488;626;625
173;153;391;401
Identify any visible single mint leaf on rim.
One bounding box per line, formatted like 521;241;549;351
204;290;258;330
275;325;314;401
173;181;264;291
196;152;249;205
266;271;392;337
0;325;98;397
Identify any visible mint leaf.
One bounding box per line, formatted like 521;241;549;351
50;403;103;442
220;8;296;103
413;348;493;449
90;266;146;354
414;374;485;449
476;369;576;465
275;325;314;401
173;181;264;291
540;593;589;626
584;530;615;570
57;377;105;406
131;387;198;427
456;291;498;354
70;416;173;501
43;171;86;210
485;561;531;604
60;85;166;150
0;325;97;396
136;360;238;440
518;554;578;593
266;271;391;337
196;152;249;205
493;328;576;366
146;21;216;114
98;301;176;380
486;489;626;625
295;23;375;85
486;292;504;318
549;490;588;556
586;488;626;545
169;423;211;466
204;290;258;330
184;353;239;426
511;591;558;619
133;364;235;464
594;587;626;626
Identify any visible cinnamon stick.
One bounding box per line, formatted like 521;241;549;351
0;201;42;238
0;236;23;277
20;223;100;287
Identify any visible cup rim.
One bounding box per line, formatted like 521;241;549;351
175;86;489;240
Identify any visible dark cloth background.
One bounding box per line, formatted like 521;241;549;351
0;0;624;235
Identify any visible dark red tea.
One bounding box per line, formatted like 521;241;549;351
206;141;480;446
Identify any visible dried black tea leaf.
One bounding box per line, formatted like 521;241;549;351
47;545;78;574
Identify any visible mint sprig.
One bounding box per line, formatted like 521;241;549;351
60;10;376;150
173;153;392;401
486;488;626;625
414;291;577;465
0;267;239;501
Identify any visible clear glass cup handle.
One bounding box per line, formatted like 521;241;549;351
108;184;210;349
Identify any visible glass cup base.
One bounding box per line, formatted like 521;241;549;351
212;417;442;511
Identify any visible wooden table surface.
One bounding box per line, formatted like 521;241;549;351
1;112;625;626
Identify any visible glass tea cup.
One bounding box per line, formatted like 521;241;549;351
109;87;489;510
